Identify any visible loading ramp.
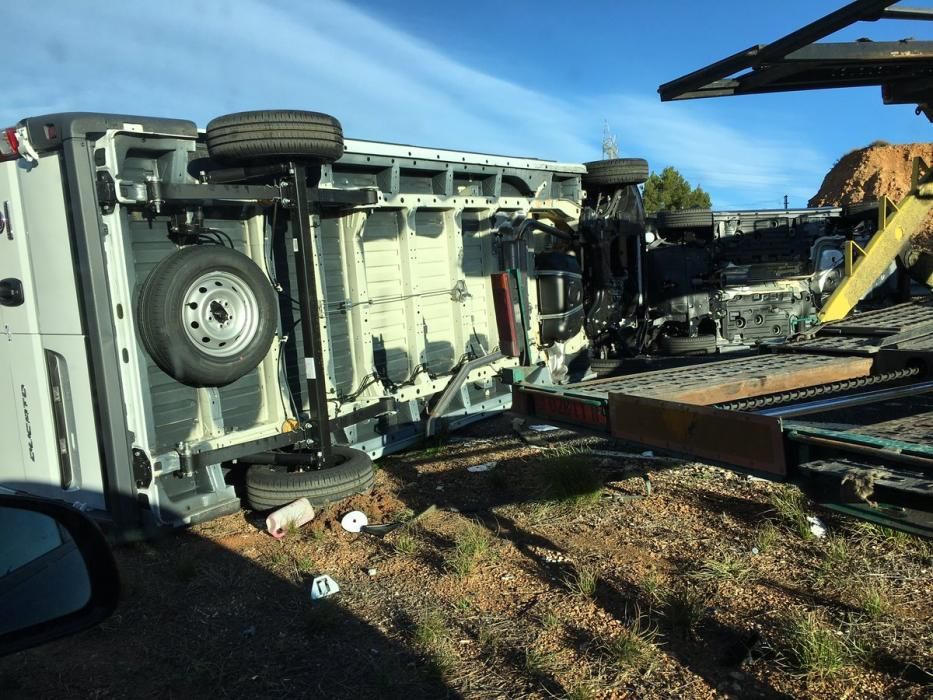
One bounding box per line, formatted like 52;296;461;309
509;299;933;537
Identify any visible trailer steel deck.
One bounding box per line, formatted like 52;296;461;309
511;299;933;536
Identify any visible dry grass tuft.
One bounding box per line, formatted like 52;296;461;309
692;552;753;583
783;611;851;677
565;563;599;598
445;521;492;577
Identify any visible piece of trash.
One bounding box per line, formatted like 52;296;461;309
751;547;760;556
436;485;445;491
467;461;497;473
241;625;256;638
361;521;403;537
310;574;340;600
366;567;378;577
528;424;559;432
340;510;369;533
266;498;315;539
359;505;437;538
807;515;827;539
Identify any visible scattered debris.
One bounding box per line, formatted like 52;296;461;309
366;567;378;577
309;575;340;601
467;461;497;473
359;505;437;538
530;546;571;564
360;522;403;537
340;510;369;533
841;468;880;507
807;515;827;539
528;424;559;432
241;625;256;638
265;497;315;539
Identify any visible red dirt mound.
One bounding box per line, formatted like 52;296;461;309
809;141;933;208
809;141;933;249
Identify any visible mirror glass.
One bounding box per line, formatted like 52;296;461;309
0;506;91;635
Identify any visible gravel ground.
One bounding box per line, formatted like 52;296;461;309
1;414;930;699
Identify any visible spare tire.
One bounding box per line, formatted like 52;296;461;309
206;110;344;163
136;245;278;387
589;357;625;378
245;446;375;511
658;333;718;355
657;208;714;232
583;158;649;186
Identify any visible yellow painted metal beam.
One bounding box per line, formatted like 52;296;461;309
818;159;933;323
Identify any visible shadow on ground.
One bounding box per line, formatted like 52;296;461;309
0;506;461;700
377;435;797;700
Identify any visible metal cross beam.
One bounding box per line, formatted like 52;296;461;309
658;0;933;116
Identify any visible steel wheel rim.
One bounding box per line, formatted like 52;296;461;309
181;271;260;358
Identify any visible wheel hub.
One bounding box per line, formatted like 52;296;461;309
209;300;231;324
182;271;260;358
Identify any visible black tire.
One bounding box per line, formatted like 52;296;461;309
136;245;278;387
583;158;649;186
206;110;344;163
841;200;879;222
589;357;625;378
656;208;714;231
245;446;375;511
658;333;718;355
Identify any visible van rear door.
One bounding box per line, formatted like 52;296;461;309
0;156;105;510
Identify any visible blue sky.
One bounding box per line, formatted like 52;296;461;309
7;1;932;208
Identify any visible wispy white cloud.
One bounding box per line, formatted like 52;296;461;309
595;95;827;208
7;0;830;208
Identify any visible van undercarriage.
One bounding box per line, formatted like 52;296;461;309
0;110;923;535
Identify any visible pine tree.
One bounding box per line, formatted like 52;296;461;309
642;166;711;213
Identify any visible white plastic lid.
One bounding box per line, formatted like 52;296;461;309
340;510;369;533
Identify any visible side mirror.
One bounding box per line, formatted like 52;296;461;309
0;495;120;656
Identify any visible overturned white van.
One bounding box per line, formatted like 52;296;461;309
0;111;628;533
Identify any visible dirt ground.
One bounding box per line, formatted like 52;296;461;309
1;415;930;699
